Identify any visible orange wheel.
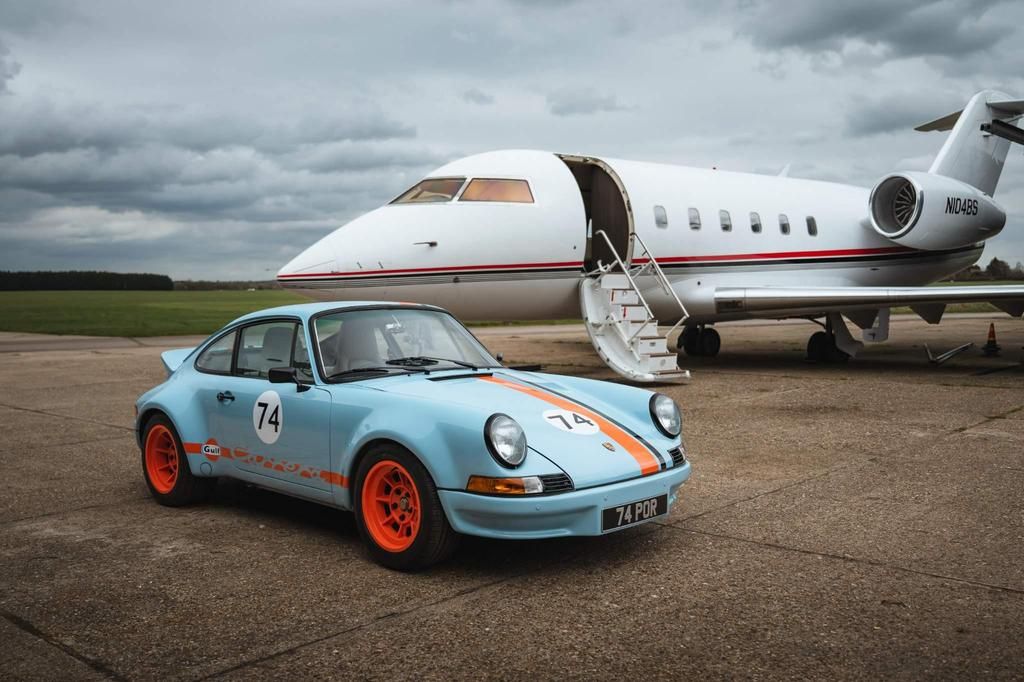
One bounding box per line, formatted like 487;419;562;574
360;459;422;552
145;423;179;494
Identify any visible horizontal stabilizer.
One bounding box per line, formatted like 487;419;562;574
915;110;962;132
914;97;1024;132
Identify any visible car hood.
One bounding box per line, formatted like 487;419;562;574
365;370;671;489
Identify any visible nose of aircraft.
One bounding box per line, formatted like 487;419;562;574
277;232;337;279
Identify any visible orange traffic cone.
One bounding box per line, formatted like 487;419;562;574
982;323;1001;357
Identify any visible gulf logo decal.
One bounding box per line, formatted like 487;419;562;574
479;376;663;475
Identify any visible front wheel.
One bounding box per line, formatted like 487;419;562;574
354;444;459;570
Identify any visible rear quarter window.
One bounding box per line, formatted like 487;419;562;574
195;330;236;374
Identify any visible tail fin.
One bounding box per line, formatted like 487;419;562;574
916;90;1024;196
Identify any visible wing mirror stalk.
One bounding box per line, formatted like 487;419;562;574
268;367;311;393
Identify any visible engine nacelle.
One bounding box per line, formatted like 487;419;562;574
869;171;1006;250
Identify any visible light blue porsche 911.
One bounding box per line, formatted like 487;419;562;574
135;301;691;569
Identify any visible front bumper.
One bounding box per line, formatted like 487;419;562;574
438;461;691;540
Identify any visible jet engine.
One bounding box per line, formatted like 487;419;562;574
868;171;1006;250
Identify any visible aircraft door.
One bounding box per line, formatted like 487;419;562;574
559;156;633;271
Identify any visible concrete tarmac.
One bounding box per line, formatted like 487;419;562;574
0;315;1022;679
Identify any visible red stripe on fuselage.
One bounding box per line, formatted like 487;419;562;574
276;247;923;281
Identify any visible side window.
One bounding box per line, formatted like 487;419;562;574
653;205;668;228
236;321;298;379
195;330;236;374
806;216;818;236
750;212;762;233
720;209;732;232
458;179;533;203
688;207;701;230
779;214;791;235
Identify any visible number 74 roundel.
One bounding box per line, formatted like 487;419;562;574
542;408;600;436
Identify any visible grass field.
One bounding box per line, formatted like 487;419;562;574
0;290;308;337
0;281;1017;338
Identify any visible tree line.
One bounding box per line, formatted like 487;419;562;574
0;271;174;291
954;257;1024;281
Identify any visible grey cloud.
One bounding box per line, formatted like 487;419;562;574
547;89;627;116
0;40;21;93
737;0;1014;63
0;99;414;158
462;88;495;105
844;91;964;137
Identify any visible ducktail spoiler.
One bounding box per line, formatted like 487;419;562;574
160;347;195;376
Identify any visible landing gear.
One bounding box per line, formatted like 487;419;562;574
806;321;850;364
678;325;720;358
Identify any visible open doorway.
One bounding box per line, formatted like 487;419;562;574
559;155;633;272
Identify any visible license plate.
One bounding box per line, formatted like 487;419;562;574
602;494;667;531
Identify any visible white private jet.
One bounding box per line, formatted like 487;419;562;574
278;90;1024;382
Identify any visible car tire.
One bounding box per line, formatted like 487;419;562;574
141;414;215;507
354;444;459;571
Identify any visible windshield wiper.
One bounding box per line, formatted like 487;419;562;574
387;356;480;370
326;366;428;382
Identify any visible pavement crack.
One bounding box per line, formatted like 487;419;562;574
1;496;149;527
198;576;515;680
0;401;133;433
1;610;128;681
672;526;1024;596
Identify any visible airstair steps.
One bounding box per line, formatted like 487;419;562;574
579;230;691;383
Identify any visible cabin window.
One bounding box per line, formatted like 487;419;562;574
750;212;762;233
653;205;668;228
720;209;732;232
779;214;791;235
806;216;818;236
459;178;534;203
688;207;701;230
391;177;466;204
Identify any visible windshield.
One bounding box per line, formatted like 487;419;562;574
313;308;499;380
391;177;465;204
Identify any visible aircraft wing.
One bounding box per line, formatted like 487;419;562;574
714;285;1024;322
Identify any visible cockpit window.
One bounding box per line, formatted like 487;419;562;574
458;178;534;203
391;177;466;204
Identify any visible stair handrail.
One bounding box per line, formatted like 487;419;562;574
630;231;690;337
593;230;656;342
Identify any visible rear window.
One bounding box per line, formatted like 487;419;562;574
458;178;534;203
391;177;465;204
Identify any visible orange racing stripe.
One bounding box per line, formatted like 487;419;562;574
480;375;661;476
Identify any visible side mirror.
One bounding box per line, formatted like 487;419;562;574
496;352;504;363
268;367;311;393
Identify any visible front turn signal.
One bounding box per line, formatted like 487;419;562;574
467;475;543;495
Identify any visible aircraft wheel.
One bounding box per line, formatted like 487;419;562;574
679;327;701;356
698;327;721;357
807;331;831;362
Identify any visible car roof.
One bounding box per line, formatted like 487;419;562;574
228;300;447;326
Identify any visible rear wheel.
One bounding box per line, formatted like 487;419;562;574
141;415;215;506
354;444;458;570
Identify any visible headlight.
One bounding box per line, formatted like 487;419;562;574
484;413;527;467
649;394;681;438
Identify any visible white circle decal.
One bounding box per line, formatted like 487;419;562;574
542;408;600;436
253;390;283;444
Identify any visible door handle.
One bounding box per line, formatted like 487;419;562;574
217;391;235;403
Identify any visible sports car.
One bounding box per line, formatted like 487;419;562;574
135;301;691;569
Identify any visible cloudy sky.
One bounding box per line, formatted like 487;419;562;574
1;0;1023;280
